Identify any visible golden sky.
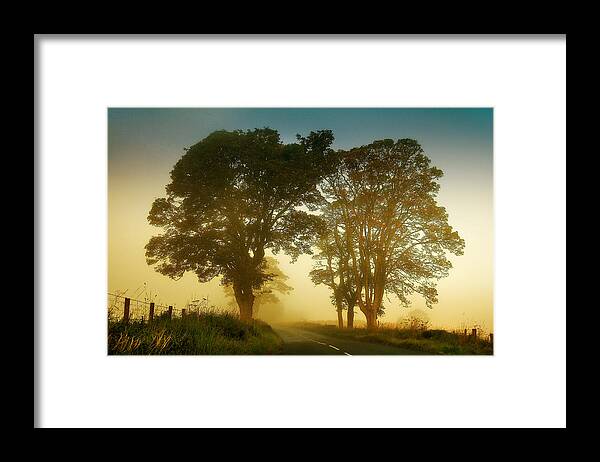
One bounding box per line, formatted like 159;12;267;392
108;108;493;332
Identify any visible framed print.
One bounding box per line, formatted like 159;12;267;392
35;34;566;428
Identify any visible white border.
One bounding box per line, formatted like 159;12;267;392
36;36;566;428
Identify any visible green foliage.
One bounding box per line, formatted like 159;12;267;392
145;128;335;316
108;310;283;355
321;138;465;323
144;129;465;327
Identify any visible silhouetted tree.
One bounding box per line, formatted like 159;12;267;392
223;256;293;317
145;128;334;320
323;139;465;330
309;205;357;328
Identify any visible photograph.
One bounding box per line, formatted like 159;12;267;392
36;34;566;429
108;107;493;355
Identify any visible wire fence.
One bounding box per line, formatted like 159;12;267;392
107;292;191;323
107;292;493;342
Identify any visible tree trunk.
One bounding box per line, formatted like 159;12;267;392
365;309;377;330
333;292;344;329
337;308;344;329
233;282;255;322
347;305;354;329
239;298;254;321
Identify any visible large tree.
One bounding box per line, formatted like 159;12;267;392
309;205;357;328
145;128;334;320
323;139;465;330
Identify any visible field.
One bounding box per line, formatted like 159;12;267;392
287;322;493;355
108;307;493;355
108;309;283;355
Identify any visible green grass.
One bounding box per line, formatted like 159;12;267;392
292;323;493;355
108;310;283;355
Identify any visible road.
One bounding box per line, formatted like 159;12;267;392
272;325;427;355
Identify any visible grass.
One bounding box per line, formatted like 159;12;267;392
291;322;493;355
108;309;283;355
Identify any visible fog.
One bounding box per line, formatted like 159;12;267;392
108;108;493;332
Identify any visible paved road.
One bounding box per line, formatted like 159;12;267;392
272;325;427;355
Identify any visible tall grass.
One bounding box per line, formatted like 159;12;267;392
293;322;493;355
108;309;283;355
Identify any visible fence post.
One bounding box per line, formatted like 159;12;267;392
471;328;477;338
149;302;155;322
123;297;130;323
489;333;494;343
181;308;186;318
168;306;173;320
464;329;467;336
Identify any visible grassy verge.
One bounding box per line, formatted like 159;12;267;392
108;310;283;355
292;322;493;355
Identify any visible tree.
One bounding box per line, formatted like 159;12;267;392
322;139;465;330
223;256;293;318
309;205;357;328
145;128;334;321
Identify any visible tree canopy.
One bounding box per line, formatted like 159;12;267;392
145;128;335;320
145;129;463;328
322;138;465;329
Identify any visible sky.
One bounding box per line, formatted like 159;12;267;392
108;108;493;331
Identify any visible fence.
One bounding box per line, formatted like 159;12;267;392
460;328;493;343
107;292;197;323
